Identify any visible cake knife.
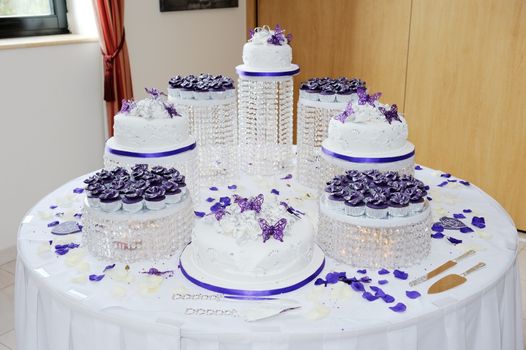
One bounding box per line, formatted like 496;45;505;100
428;262;486;294
409;249;476;287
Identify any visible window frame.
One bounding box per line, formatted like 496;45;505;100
0;0;69;39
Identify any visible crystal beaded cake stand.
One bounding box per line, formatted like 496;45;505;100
236;65;299;176
169;97;238;185
82;194;194;263
297;99;347;189
179;243;325;296
317;200;432;268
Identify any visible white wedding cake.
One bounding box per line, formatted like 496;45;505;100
104;88;196;170
241;25;295;71
321;89;415;175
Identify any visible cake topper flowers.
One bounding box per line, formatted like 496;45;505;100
259;218;287;242
249;25;292;46
145;87;166;99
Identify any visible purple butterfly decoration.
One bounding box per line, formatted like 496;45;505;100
259;218;287;242
267;24;290;46
379;104;401;124
144;87;166;99
334;102;354;123
234;194;264;213
357;87;381;106
163;102;180;117
120;99;136;114
279;201;305;218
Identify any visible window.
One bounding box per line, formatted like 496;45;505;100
0;0;69;39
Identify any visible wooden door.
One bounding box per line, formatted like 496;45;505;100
253;0;526;229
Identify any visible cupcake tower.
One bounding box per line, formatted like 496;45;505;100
82;164;194;263
297;77;367;188
168;74;238;184
317;169;432;268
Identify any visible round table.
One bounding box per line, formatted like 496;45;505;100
15;166;523;350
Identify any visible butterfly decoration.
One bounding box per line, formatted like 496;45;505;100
334;102;354;123
208;202;228;221
279;201;305;218
163;102;180;118
144;87;166;99
379;104;401;124
259;218;287;242
357;87;381;106
233;194;264;213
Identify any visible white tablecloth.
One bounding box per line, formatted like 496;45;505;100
15;166;523;350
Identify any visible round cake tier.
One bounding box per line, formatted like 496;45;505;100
317;201;432;268
103;137;200;200
242;41;292;71
189;215;315;284
82;194;194;263
113;113;190;149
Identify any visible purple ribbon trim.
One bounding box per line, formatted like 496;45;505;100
321;146;415;164
107;142;196;158
180;258;325;296
236;67;300;77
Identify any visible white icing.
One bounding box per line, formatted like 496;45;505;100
242;26;293;70
190;196;315;282
326;104;409;154
113;114;190;149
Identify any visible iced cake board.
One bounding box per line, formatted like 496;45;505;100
236;64;300;81
179;243;325;296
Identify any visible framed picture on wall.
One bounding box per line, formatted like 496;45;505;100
160;0;238;12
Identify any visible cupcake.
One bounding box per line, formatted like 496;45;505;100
319;85;336;103
168;75;184;98
324;183;343;202
122;189;144;213
210;81;227;100
180;80;195;99
344;191;365;216
222;78;235;98
336;86;353;103
86;183;104;208
327;189;348;212
99;189;122;212
299;82;310;99
144;186;167;210
162;180;183;204
406;187;425;213
388;192;410;217
150;165;167;176
193;82;211;100
365;192;388;219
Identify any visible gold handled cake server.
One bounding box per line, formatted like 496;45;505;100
409;249;476;287
427;262;486;294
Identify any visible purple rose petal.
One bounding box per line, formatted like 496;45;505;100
378;268;390;275
73;188;84;194
194;211;206;218
453;213;466;219
447;236;462;245
463;209;472;213
440;173;452;178
47;221;60;227
431;232;445;239
389;302;407;312
370;286;385;298
55;248;69;255
431;223;444;232
378;280;388;285
472;216;486;229
459;180;470;186
393;269;408;280
362;291;379;301
415;165;423;170
209;186;219;191
351;281;365;292
357;269;367;274
103;264;116;272
271;189;280;195
382;294;395;303
427;196;433;201
206;197;215;202
227;185;237;190
438;181;448;187
406;290;421;299
460;227;474;233
280;174;293;180
48;240;53;245
49;205;58;209
314;278;326;286
89;274;105;282
325;272;344;284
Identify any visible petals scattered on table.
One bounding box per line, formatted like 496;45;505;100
389;303;407;313
447;236;462;245
406;290;421;299
378;268;390;275
393;269;408;280
89;274;105;282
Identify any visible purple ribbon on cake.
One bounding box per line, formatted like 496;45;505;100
179;258;325;297
236;66;300;77
321;146;415;164
107;142;196;158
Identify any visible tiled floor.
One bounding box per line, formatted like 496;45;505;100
1;236;526;349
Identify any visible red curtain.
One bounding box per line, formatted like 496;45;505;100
93;0;133;136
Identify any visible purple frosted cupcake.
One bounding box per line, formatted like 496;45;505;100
324;183;342;202
388;192;410;217
144;186;167;210
210;81;227;100
406;187;425;213
162;180;182;204
180;80;195;99
193;82;211;100
222;78;235;98
336;85;353;103
99;189;122;212
327;189;348;212
319;85;336;103
168;75;184;98
344;191;365;216
86;183;104;208
365;192;388;219
122;189;144;213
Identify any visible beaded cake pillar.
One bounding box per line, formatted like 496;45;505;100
169;97;238;186
236;69;298;175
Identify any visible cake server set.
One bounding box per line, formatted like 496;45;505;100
409;249;476;287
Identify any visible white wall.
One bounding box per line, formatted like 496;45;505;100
125;0;246;98
0;43;105;259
